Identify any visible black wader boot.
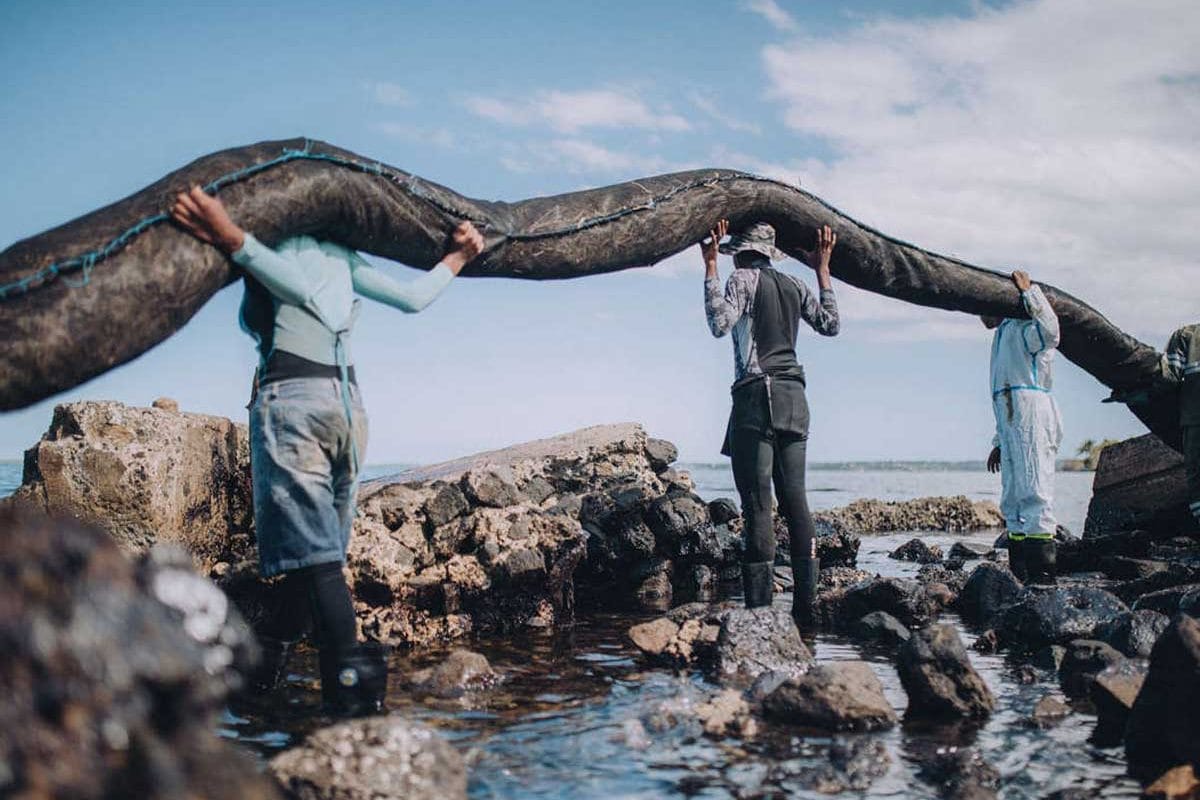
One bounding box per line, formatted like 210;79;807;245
319;642;389;717
1007;536;1029;583
1025;538;1057;585
792;557;819;627
742;561;774;609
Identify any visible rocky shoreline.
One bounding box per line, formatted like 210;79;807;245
3;399;1199;799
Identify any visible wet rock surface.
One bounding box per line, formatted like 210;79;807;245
897;624;996;719
1057;639;1125;698
1094;609;1171;658
957;562;1024;625
409;649;499;698
915;747;1001;800
838;576;942;627
1124;614;1200;780
889;537;944;563
852;610;911;645
715;605;813;686
1090;659;1148;746
997;586;1129;648
762;661;897;731
0;507;275;800
268;716;466;800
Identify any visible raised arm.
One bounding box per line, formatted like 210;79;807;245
350;222;483;313
700;218;746;337
1012;271;1061;352
796;224;839;336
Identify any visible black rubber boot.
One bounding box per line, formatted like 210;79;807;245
742;561;774;609
1007;536;1029;583
1025;538;1057;585
319;642;389;717
248;635;296;693
792;557;820;628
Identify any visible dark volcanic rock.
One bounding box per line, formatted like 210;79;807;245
461;466;522;508
409;649;499;698
957;562;1024;625
1125;614;1200;780
644;437;678;472
948;541;994;561
715;605;813;686
1090;659;1147;747
816;495;1003;534
422;483;470;526
707;497;740;525
0;508;276;800
816;530;861;568
889;537;943;564
916;563;968;600
898;624;996;719
997;586;1128;648
785;738;892;795
839;577;941;627
763;661;897;731
269;716;466;800
1133;582;1200;616
1057;639;1125;698
1094;609;1171;658
915;746;1000;800
853;611;911;645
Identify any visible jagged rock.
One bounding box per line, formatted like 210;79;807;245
421;483;469;527
643;437;678;472
629;617;682;656
785;738;891;795
461;466;522;508
1032;644;1068;673
5;400;252;571
1084;433;1192;537
763;661;897;731
853;611;911;645
915;747;1000;800
0;508;276;800
1057;528;1155;572
948;541;994;561
815;495;1003;534
715;605;812;686
632;559;674;613
707;497;740;525
628;604;726;666
1058;639;1125;698
693;688;757;738
971;629;999;654
1125;615;1200;780
1116;565;1200;604
898;624;995;719
1143;765;1200;800
889;537;944;564
816;530;861;568
1135;583;1200;615
1102;556;1171;581
1090;659;1147;746
409;649;498;698
839;576;941;627
820;567;872;591
1030;693;1071;728
1095;609;1171;658
268;717;465;800
151;396;179;412
917;563;968;600
997;586;1129;648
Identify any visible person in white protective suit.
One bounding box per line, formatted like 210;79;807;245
982;270;1063;584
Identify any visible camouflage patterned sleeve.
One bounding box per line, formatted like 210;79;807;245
704;271;752;338
791;272;839;336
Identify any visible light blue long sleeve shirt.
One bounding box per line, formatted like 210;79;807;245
232;233;455;366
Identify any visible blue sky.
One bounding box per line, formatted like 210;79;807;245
2;0;1197;463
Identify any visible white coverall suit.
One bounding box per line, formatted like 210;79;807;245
991;285;1063;537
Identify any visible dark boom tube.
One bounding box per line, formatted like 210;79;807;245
0;138;1177;447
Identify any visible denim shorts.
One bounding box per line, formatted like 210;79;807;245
249;377;368;578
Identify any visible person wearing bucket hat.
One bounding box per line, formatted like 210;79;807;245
702;219;840;628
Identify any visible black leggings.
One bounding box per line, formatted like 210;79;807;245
260;561;357;654
730;429;816;565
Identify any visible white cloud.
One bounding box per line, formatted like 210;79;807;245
687;91;762;134
755;0;1200;343
743;0;797;32
464;88;691;133
368;81;411;107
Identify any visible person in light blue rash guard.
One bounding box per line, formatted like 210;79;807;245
171;186;484;716
982;270;1063;585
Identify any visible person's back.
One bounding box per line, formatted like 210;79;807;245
1164;323;1200;527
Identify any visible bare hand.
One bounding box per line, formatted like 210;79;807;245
701;219;729;272
441;221;485;275
799;224;837;272
987;446;1002;473
1011;270;1032;292
170;186;245;254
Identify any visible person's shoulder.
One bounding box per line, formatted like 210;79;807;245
727;268;758;289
